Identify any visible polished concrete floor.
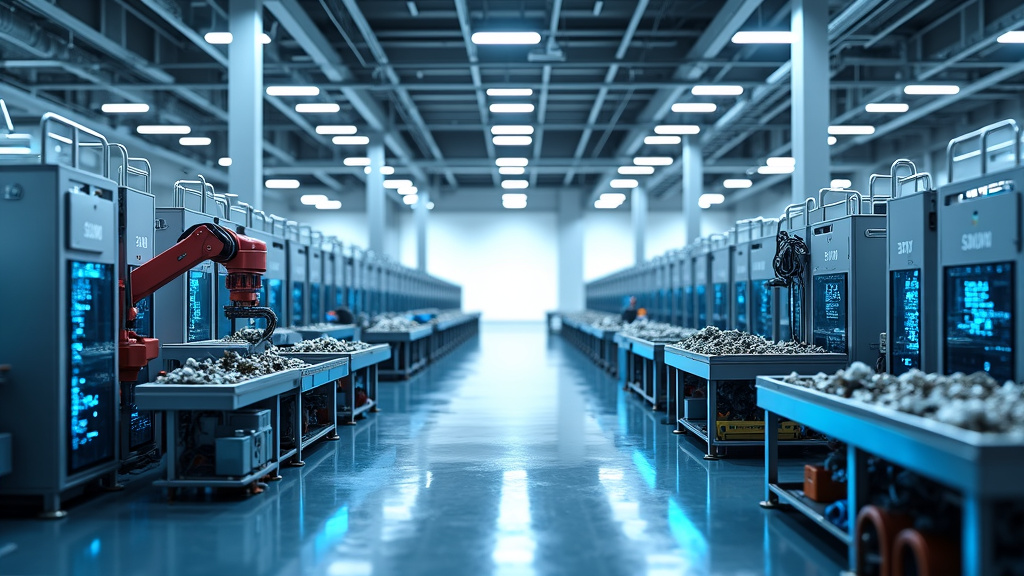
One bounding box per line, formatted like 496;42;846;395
0;322;845;576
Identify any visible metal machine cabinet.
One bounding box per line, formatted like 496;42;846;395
347;246;362;313
885;164;938;374
285;222;310;327
326;239;345;312
680;248;695;328
938;120;1023;382
748;220;779;339
807;188;888;365
709;235;732;329
0;116;120;516
732;223;757;332
307;231;325;325
693;240;712;328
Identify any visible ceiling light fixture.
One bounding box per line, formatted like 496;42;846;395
491;125;535;135
496;157;529;167
343;157;371;166
101;103;150;113
295;103;341;114
492;135;533;146
654;124;700;135
316;200;342;210
471;31;542;45
398;186;418;195
498;167;526;175
757;165;795;174
831;179;853;189
266;86;320;96
644;135;682;145
766;156;796;167
137;125;191;135
501;180;529;190
600;192;626;203
698;193;726;209
179;136;211;146
828;125;875;135
828;136;837;145
671;103;717;113
301;194;328;206
204;32;233;44
403;194;419;206
618;166;654;175
997;30;1024;43
865;102;910;113
722;178;752;189
332;135;370;145
489;103;535;113
218;157;232;167
633;156;673;166
487;88;534;97
731;31;794;44
381;166;395;175
610;179;639;189
383;179;414;189
691;85;743;96
315;125;357;135
266;179;300;189
903;84;960;95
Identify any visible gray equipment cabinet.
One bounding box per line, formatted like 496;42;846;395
693;239;712;328
938;119;1023;382
748;219;779;340
285;222;310;327
0;114;120;517
709;235;732;329
307;230;325;325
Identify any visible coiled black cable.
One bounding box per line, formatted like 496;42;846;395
768;230;809;288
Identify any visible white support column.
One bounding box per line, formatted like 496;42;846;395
682;136;703;241
791;0;831;204
631;186;647;264
366;136;386;255
557;189;584;311
228;0;263;209
415;191;429;272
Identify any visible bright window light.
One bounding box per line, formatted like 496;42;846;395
698;193;725;208
301;194;329;206
997;31;1024;43
179;136;211;146
828;136;837;145
403;194;419;205
691;85;743;96
493;135;533;146
316;125;357;135
332;135;370;145
904;84;960;95
487;88;534;97
266;179;300;189
654;125;700;135
204;32;233;44
723;178;752;189
831;179;853;189
296;103;340;113
766;156;795;167
343;157;371;166
600;193;626;203
633;156;673;166
501;180;529;189
610;179;639;189
471;31;541;45
491;125;535;135
757;165;795;174
499;166;525;175
383;179;414;189
398;186;418;195
316;199;342;210
731;31;794;44
496;157;529;167
618;166;654;175
644;135;681;145
218;157;232;167
266;86;320;96
828;125;875;135
381;166;395;175
865;102;909;113
137;125;191;135
671;102;717;113
101;103;150;113
489;103;535;114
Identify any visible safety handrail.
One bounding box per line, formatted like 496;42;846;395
889;159;917;201
946;119;1020;182
39;113;110;178
817;188;863;217
895;173;933;198
172;175;214;212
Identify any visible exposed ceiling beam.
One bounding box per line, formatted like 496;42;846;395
452;0;499;187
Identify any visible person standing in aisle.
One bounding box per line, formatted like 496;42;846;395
621;296;639;323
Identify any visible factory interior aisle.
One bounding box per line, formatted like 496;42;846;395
0;323;845;576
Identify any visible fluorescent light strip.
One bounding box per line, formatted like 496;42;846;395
316;200;342;210
757;165;794;174
831;179;853;189
654;125;700;135
487;88;534;97
491;125;535;135
179;136;211;146
266;85;320;96
403;194;418;206
828;136;837;145
644;135;681;145
671;102;717;113
828;125;875;135
498;166;525;175
600;193;626;203
865;102;909;113
496;157;529;167
633;156;673;166
204;32;270;44
492;135;533;146
265;179;300;189
218;157;232;167
332;135;370;145
722;178;752;189
101;103;150;113
398;186;418;195
315;125;357;135
137;125;191;135
731;31;793;44
610;179;638;189
343;157;371;166
698;193;725;208
501;180;529;189
301;194;328;205
471;31;541;45
489;103;535;114
383;179;413;189
904;84;960;95
691;85;743;96
295;103;340;113
997;31;1024;43
766;156;795;167
618;166;654;175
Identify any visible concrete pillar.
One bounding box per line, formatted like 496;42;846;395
415;191;429;272
682;136;702;242
557;189;584;311
791;0;831;204
631;186;647;264
366;135;386;255
228;0;263;210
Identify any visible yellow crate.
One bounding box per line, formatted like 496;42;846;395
716;420;801;441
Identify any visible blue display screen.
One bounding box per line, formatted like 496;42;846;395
187;269;212;342
734;281;748;332
292;281;306;326
683;286;694;328
944;263;1014;381
813;273;847;353
751;279;773;339
68;261;116;473
890;269;922;374
334;286;345;309
696;285;707;327
712;282;728;328
310;282;322;323
127;284;153;450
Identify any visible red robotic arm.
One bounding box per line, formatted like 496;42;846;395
119;223;276;382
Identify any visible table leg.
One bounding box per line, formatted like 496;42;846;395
760;409;779;508
704;380;719;460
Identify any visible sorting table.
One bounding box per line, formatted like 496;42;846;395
619;334;680;414
429;314;480;361
757;375;1024;575
282;344;391;425
362;325;433;380
293;324;358;341
664;347;846;459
